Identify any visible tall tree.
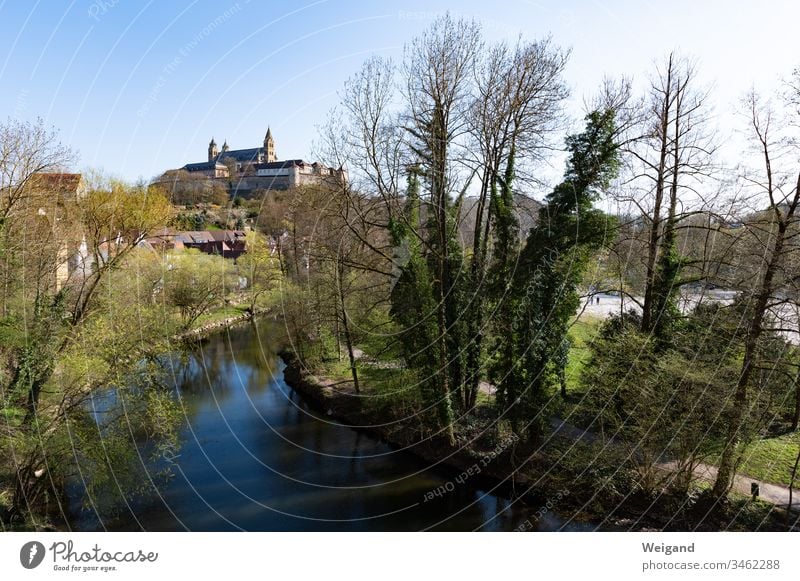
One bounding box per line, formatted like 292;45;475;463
1;163;174;524
712;82;800;498
618;53;718;343
493;107;620;441
401;15;482;443
462;37;570;410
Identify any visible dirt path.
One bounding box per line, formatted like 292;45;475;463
667;461;798;511
359;346;799;511
548;416;799;511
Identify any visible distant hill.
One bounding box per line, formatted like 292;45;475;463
457;194;543;245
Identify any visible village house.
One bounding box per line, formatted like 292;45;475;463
28;172;89;290
139;228;247;259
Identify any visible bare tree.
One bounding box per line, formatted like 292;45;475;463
0;118;74;226
461;36;570;409
712;82;800;498
615;53;719;340
400;15;483;444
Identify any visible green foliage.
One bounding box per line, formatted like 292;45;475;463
388;166;455;425
390;243;440;413
491;108;620;441
579;301;796;496
163;250;236;329
548;438;641;508
489;145;519;284
442;219;469;409
237;231;281;313
0;178;183;527
193;212;206;230
359;367;423;420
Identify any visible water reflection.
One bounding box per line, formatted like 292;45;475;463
68;319;578;531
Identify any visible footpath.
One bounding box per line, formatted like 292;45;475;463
549;416;800;513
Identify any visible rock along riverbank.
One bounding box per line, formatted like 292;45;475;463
178;307;274;341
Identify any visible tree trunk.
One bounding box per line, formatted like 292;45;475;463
792;364;800;431
337;264;359;394
641;56;674;333
464;173;491;411
431;104;456;445
712;221;787;498
650;82;683;345
787;443;800;528
334;304;342;363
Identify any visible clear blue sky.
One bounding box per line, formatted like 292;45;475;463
0;0;797;182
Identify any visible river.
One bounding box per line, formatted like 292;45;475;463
66;319;582;531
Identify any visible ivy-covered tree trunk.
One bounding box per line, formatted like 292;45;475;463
493;109;620;442
466;148;519;412
390;169;440;427
792;363;800;431
649;86;684;347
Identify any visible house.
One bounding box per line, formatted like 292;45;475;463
181;161;229;178
28;172;86;201
28;172;87;290
175;230;247;259
138;227;184;252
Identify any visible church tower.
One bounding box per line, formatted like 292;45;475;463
221;140;229;154
208;137;218;162
264;127;276;162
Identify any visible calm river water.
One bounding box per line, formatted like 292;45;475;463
67;319;580;531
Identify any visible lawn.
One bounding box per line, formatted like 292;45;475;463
565;315;602;391
192;304;249;328
738;433;800;488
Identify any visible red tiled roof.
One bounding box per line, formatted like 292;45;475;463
29;173;83;192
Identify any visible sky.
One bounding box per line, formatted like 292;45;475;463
0;0;798;183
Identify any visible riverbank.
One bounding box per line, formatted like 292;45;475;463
178;305;274;340
279;349;791;531
61;320;541;531
278;349;610;529
280;350;535;490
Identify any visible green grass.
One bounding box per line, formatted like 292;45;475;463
355;332;402;362
192;304;249;328
359;366;421;417
312;349;422;417
317;357;353;381
565;315;602;391
738;433;800;488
